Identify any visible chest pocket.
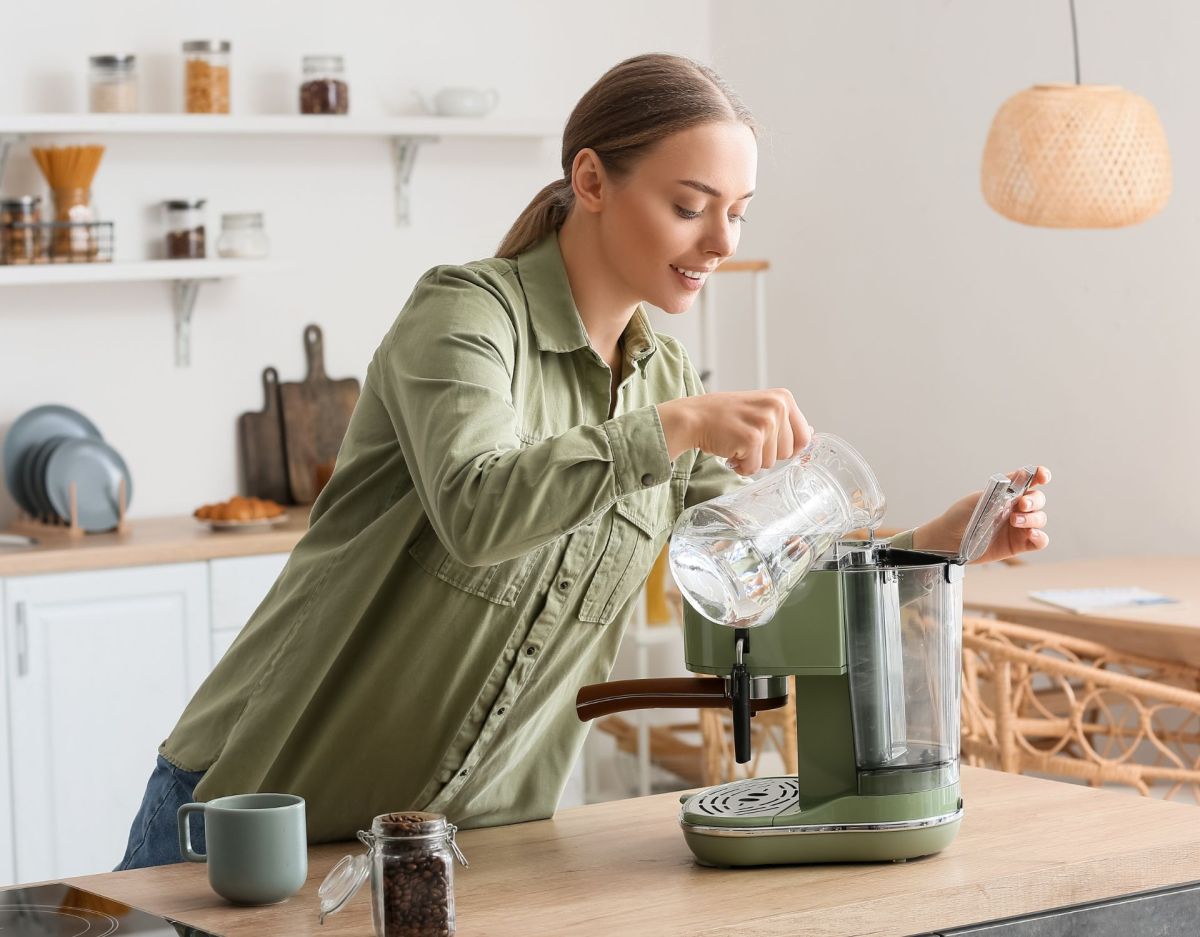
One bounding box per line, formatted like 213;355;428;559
579;476;686;625
409;524;545;607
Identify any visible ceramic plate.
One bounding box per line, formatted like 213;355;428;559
3;405;102;515
44;437;132;532
201;515;288;531
26;435;72;521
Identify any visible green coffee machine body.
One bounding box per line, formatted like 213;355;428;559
678;539;964;866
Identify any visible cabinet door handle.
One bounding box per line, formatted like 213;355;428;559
15;601;28;677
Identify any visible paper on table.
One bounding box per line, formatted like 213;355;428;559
1029;587;1180;613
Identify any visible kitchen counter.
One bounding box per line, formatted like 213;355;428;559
0;507;309;576
57;766;1200;936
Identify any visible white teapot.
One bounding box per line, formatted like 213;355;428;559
420;87;499;117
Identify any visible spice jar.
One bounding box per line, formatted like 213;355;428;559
163;199;207;259
319;812;468;936
183;40;231;114
89;54;138;113
1;197;44;264
216;212;270;259
299;55;349;115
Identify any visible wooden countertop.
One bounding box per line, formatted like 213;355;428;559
0;507;310;577
60;767;1200;936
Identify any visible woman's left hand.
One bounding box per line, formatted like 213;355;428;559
913;466;1052;564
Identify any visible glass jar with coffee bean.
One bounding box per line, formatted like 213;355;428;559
163;199;207;259
300;55;349;114
318;811;468;936
1;196;45;264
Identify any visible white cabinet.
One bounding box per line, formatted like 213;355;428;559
2;563;209;883
209;553;289;664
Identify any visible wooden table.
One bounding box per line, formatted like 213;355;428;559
965;555;1200;668
54;767;1200;936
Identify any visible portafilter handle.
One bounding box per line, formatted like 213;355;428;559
575;677;788;722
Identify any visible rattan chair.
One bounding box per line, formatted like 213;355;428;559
961;616;1200;801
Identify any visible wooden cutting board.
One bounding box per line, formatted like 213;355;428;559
238;366;293;504
278;324;360;504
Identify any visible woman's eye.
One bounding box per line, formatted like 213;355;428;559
730;214;748;225
674;205;703;219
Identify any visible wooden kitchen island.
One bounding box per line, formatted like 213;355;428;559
55;766;1200;936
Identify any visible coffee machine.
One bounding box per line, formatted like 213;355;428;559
576;468;1035;867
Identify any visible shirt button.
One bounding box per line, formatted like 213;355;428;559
496;707;506;716
525;645;537;656
558;579;571;591
641;472;655;486
459;770;468;778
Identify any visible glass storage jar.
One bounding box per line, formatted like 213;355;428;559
216;212;270;258
319;812;468;936
163;199;207;259
89;54;138;113
183;40;231;113
1;196;44;264
300;54;349;114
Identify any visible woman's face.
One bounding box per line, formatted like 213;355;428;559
598;121;758;314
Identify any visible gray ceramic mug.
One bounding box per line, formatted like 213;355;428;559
177;793;308;905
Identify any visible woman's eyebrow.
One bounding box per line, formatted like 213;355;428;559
677;179;755;200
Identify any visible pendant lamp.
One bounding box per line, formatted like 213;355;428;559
981;0;1171;228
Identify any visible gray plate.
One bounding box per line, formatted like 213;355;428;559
25;435;72;521
44;438;133;532
3;405;102;515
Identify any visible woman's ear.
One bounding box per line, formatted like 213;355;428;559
570;148;607;213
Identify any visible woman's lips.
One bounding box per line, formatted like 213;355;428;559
670;264;706;291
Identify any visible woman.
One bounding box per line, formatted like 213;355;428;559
118;53;1050;869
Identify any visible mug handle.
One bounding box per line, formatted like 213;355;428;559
177;803;207;863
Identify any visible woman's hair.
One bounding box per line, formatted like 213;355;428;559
495;53;755;258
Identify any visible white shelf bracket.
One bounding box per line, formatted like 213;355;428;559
390;135;438;226
171;278;204;367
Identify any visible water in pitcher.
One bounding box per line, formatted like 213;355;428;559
668;434;886;627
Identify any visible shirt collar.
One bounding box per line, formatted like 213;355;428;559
516;232;659;368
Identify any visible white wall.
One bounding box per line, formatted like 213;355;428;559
0;0;711;522
712;0;1199;560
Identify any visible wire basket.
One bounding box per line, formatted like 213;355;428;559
0;220;115;264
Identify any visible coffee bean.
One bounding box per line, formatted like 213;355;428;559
299;79;349;114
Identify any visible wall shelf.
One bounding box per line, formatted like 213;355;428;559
0;113;560;224
0;259;287;367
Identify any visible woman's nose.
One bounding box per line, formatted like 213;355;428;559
702;217;737;258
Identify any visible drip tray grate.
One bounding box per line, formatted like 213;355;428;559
690;778;799;818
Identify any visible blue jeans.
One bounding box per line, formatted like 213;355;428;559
116;755;207;870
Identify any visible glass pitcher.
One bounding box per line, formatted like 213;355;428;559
669;433;886;628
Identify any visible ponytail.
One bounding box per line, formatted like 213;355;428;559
496;178;573;259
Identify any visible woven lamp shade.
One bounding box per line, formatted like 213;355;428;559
981;83;1171;228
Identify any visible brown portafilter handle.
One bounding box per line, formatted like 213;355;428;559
575;677;787;722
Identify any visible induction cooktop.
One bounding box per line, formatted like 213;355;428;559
0;883;222;936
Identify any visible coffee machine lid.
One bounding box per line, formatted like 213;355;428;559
955;466;1038;564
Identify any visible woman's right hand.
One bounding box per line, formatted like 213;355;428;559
657;389;814;476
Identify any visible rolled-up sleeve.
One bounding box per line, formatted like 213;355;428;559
371;265;673;566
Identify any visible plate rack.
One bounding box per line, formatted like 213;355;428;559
10;477;129;539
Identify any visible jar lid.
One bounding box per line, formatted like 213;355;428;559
89;54;136;67
220;211;263;227
182;40;231;53
302;54;345;70
1;196;40;209
162;199;207;210
317;847;371;923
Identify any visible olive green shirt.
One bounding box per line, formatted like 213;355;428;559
162;233;751;840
